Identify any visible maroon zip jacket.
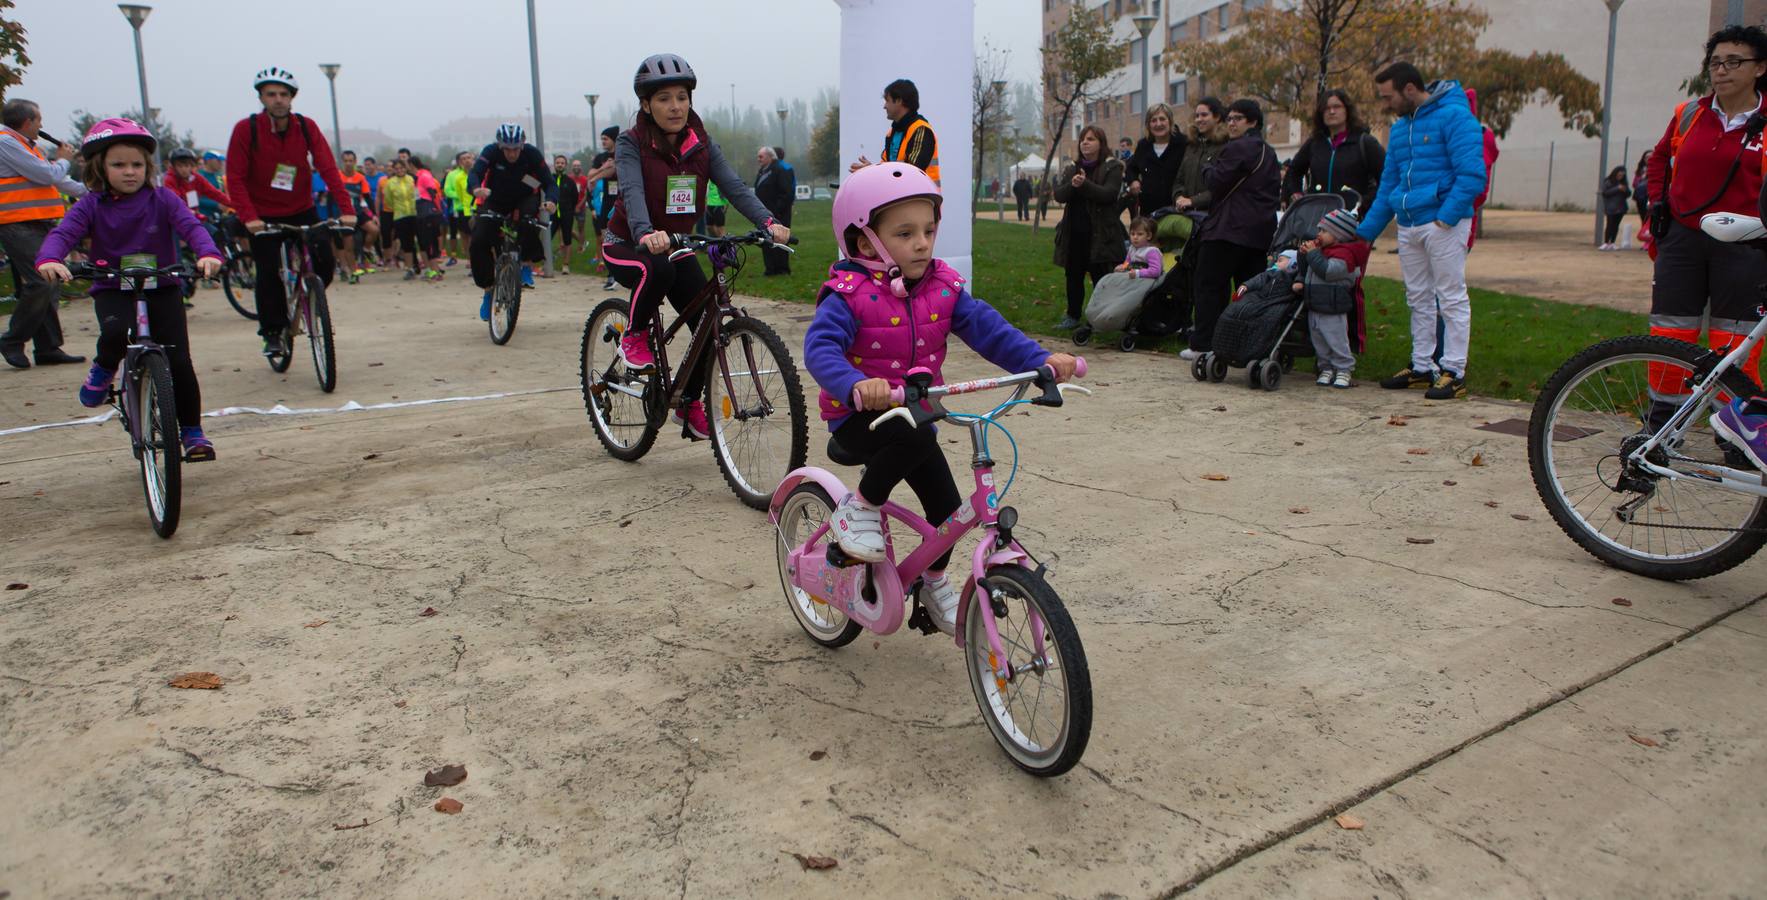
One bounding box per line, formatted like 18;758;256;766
1646;95;1766;230
224;112;350;223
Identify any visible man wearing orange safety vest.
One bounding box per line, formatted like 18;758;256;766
848;79;941;186
0;98;87;369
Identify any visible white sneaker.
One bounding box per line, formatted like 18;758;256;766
1316;368;1334;386
923;573;960;635
1179;348;1201;361
830;494;887;562
1332;370;1353;389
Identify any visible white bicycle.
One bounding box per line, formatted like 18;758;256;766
1528;212;1767;580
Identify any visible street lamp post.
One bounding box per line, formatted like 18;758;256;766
992;79;1007;220
117;5;153;160
1133;14;1156;127
776;107;789;158
1595;0;1625;246
319;64;342;154
585;93;599;146
525;0;553;273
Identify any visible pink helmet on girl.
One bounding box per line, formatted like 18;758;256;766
832;161;942;298
80;117;157;160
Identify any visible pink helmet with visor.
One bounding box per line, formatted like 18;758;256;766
831;162;942;298
80;117;157;160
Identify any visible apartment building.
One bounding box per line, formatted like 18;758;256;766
428;115;600;160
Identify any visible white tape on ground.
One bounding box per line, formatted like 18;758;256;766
0;386;575;438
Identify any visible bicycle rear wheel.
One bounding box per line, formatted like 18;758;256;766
965;565;1091;776
490;253;521;345
221;251;259;320
304;275;337;393
707;317;809;510
1529;335;1767;580
134;353;182;538
580;298;662;461
775;482;861;648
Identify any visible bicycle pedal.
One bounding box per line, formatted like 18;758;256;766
906;602;940;636
824;543;867;569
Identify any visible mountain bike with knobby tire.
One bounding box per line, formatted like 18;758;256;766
580;230;807;510
65;261;192;538
207;213;257;320
1527;211;1767;580
258;220;351;393
770;361;1095;775
478;209;541;345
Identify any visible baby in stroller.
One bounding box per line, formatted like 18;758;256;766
1073;217;1166;351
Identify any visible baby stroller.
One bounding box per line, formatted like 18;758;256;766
1073;207;1202;352
1191;192;1346;391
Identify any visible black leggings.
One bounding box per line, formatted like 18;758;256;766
1064;259;1112;318
1191;239;1269;352
92;287;201;428
603;239;712;396
833;411;964;572
1605;212;1625;244
469;196;544;288
250;208;335;339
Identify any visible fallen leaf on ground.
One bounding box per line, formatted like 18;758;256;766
1200;473;1230;482
434;797;463;814
303;620;328;628
1470;453;1486;467
362;453;380;461
1628;733;1659;748
168;672;224;690
872;641;880;650
809;750;827;761
1406;448;1430;456
418;607;438;617
368;362;384;367
1212;405;1228;412
1288;507;1310;514
332;818;374;831
1510;514;1532;521
290;528;315;536
424;764;468;787
393;700;408;708
1484;501;1500;508
1405;537;1436;545
1442;480;1458;486
1387;415;1408;426
1334;814;1365;830
618;520;632;528
1294;441;1305;446
223;614;238;621
788;852;838;870
1612;597;1633;607
5;583;27;590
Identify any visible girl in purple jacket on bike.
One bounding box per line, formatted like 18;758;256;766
803;162;1077;634
36;119;223;460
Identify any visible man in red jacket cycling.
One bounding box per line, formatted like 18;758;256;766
225;67;356;356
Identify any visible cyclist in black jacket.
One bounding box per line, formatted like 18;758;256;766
468;123;557;319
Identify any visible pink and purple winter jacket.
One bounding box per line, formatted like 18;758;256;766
804;259;1050;430
38;186;221;295
1123;245;1163;279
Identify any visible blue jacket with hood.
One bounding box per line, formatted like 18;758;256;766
1356;80;1488;239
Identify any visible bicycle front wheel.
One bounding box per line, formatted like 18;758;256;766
490;253;521;345
580;298;662;461
1529;335;1767;580
304;275;337;393
221;253;258;320
965;565;1091;777
134;353;182;538
707;317;809;510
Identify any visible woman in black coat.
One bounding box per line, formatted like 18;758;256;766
1124;103;1188;219
1282;89;1383;215
1184;98;1281;359
1052;125;1128;329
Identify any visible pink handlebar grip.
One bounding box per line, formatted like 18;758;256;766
888;385;905;405
1073;356;1088;379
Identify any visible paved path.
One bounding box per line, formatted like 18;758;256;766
1;274;1760;896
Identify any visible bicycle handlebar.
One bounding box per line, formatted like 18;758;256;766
64;260;194;288
867;358;1090;432
664;229;798;262
258;219;355;238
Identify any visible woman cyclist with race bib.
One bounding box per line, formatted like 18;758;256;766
602;53;790;440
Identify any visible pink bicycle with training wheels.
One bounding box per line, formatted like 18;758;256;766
769;359;1094;776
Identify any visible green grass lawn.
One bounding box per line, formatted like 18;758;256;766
568;198;1640;403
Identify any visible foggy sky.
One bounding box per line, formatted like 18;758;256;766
14;0;1041;148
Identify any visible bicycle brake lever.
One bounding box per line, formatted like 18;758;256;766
1056;383;1093;397
869;406;916;431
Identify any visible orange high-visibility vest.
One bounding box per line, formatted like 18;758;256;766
891;118;941;184
0;130;67;224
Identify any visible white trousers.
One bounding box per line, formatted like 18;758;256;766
1396;221;1473;375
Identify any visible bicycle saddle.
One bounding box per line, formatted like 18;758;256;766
1700;212;1767;243
825;435;865;467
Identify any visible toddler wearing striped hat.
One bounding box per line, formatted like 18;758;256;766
1298;208;1370;389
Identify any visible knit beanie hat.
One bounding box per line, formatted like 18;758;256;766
1320;208;1360;243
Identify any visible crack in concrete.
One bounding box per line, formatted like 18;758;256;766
482;584;590;607
1158;589;1767;896
784;684;974;731
493;507;538;566
1387;789;1547;898
0;673;122;690
1214;556;1323;612
248;545;440;573
1079;763;1235;840
582;486;696;527
830;794;1031;892
166;744;325;795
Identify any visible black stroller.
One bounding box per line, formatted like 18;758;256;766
1190;193;1347;391
1073;206;1202;352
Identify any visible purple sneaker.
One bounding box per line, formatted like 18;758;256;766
179;426;216;462
1711;397;1767;470
78;364;115;408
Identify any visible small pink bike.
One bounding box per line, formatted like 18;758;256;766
769;360;1094;776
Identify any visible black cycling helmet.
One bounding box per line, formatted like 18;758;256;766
167;147;199;163
633;54;696;99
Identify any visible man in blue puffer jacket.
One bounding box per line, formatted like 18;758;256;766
1356;62;1488;400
